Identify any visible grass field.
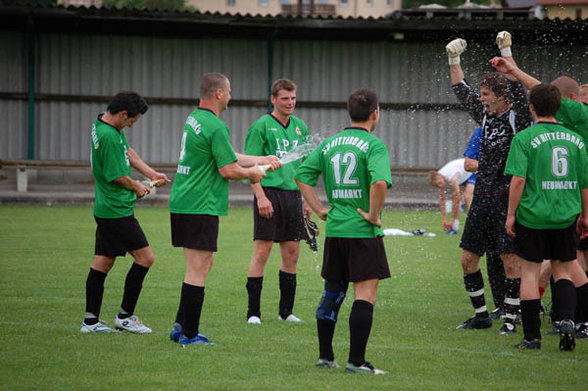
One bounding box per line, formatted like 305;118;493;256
1;205;586;390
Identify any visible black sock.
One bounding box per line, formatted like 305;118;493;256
246;276;263;319
521;299;541;341
179;283;205;339
279;271;296;319
504;278;521;325
348;300;373;366
576;283;588;323
554;279;576;322
486;251;506;309
85;268;107;323
549;276;558;322
317;319;336;361
119;263;149;318
464;270;488;318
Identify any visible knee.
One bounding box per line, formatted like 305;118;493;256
283;246;300;262
136;254;155;268
316;280;348;323
460;256;478;274
501;255;520;278
253;246;272;264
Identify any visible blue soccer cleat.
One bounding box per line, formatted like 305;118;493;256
179;333;216;346
169;323;182;342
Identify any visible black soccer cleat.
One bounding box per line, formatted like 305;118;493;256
514;339;541;350
304;216;319;253
576;322;588;339
559;319;576;351
489;307;506;320
456;315;492;330
498;322;516;335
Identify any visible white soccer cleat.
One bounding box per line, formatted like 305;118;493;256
114;314;152;334
80;320;116;333
345;362;388;375
279;314;302;323
247;316;262;324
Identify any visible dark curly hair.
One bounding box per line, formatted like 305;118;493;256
479;72;512;103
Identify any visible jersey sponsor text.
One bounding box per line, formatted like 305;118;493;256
541;180;577;190
177;164;191;175
531;132;585;149
322;136;369;155
331;188;363;199
186;117;202;135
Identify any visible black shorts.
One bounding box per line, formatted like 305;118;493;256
253;187;305;242
322;237;390;282
578;236;588;251
460;194;514;256
94;215;149;258
170;213;219;252
513;221;579;263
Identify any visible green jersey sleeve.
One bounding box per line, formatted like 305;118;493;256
244;120;266;156
294;142;323;187
504;133;528;178
101;130;131;182
557;99;588;141
211;125;238;169
367;141;393;188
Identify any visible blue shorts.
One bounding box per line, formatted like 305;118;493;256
465;173;476;185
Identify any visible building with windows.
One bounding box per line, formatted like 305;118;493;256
187;0;402;18
537;0;588;19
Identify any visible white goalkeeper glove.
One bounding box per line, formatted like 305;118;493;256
445;39;467;66
496;31;512;58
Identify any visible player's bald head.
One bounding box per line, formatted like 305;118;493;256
200;73;229;99
551;76;579;100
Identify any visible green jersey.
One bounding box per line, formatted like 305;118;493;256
505;122;588;229
91;115;136;218
244;114;309;191
169;108;238;216
556;98;588;143
295;127;392;238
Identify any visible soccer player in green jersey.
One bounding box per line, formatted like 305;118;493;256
168;73;280;346
295;89;392;375
82;91;171;334
491;54;588;338
244;79;311;325
505;83;588;351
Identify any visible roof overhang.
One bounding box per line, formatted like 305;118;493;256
1;4;587;44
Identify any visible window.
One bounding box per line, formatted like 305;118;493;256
280;0;290;4
366;0;373;8
319;0;328;4
227;0;236;6
574;8;582;19
340;0;349;6
386;0;393;7
260;0;269;6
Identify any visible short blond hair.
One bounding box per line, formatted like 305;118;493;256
551;76;580;99
271;79;297;97
200;73;229;99
426;171;442;186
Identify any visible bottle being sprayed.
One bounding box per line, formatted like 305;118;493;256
258;164;272;174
